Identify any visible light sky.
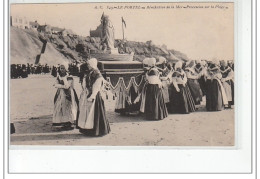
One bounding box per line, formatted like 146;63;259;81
10;2;234;60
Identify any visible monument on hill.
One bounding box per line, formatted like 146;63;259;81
90;13;134;61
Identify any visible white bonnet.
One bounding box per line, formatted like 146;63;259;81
158;56;167;64
88;58;98;69
175;60;183;70
148;58;156;67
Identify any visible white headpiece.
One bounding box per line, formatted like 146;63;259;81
143;58;150;65
88;58;98;69
175;60;183;70
200;60;206;66
186;60;195;68
148;58;156;67
195;59;201;64
158;56;166;64
61;61;69;71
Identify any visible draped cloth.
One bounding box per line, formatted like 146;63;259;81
106;73;145;112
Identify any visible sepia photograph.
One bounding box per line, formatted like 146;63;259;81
9;2;235;146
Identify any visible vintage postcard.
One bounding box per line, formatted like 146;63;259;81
9;2;235;146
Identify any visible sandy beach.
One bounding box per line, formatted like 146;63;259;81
10;74;234;146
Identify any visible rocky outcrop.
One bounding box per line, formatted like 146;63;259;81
10;27;189;65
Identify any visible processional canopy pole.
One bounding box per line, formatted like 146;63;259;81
121;17;126;41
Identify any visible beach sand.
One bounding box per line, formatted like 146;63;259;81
10;74;234;146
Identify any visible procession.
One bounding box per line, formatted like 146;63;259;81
10;6;235;146
47;57;234;137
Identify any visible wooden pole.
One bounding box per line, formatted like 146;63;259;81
122;18;125;40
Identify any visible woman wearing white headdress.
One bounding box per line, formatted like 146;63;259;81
219;60;234;108
157;56;172;104
77;58;110;136
184;60;203;105
167;60;196;114
195;60;208;96
52;63;79;130
140;58;168;120
205;59;228;111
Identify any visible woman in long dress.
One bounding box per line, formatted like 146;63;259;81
52;64;79;130
157;57;172;105
140;58;168;120
220;60;234;108
77;58;110;136
195;60;207;97
185;60;203;105
167;61;196;114
205;61;228;111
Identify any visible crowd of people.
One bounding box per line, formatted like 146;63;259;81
51;63;80;77
48;57;234;138
10;63;81;79
10;63;51;78
139;58;234;120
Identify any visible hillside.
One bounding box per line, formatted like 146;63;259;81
10;27;189;65
10;27;71;65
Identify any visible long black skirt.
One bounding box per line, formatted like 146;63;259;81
206;79;224;111
187;79;203;105
144;84;168;120
78;92;110;136
198;76;207;96
167;84;196;114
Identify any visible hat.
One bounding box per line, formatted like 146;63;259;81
143;58;150;65
200;60;206;66
158;56;167;64
88;58;98;69
60;62;69;71
186;60;195;68
148;58;156;67
174;60;183;70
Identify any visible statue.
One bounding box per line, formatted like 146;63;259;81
101;14;117;54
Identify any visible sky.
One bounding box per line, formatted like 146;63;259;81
10;2;234;60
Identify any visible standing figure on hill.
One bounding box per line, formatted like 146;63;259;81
167;61;196;114
77;58;110;136
205;60;228;111
101;14;115;51
52;64;79;130
140;58;168;120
